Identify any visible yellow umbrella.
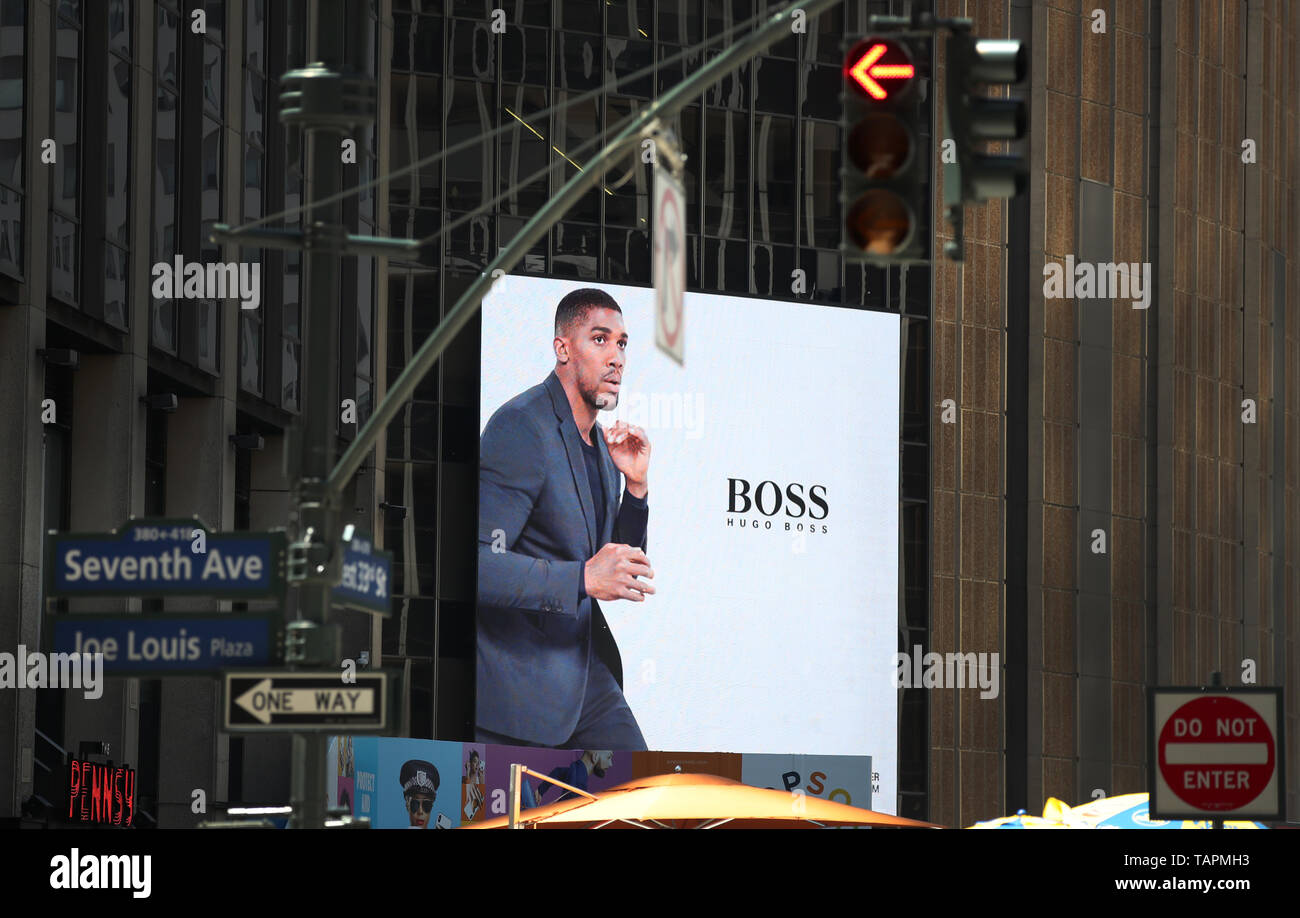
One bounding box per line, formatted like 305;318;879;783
465;772;940;829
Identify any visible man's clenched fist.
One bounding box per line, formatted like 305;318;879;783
584;542;655;602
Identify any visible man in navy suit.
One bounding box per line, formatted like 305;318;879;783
477;287;654;750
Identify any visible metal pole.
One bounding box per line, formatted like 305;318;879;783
508;763;522;829
287;0;368;829
326;0;841;497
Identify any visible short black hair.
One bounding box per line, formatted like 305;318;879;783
555;287;622;337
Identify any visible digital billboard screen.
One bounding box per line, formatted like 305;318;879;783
477;277;900;808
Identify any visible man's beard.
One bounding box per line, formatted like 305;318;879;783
592;764;607;778
583;380;618;411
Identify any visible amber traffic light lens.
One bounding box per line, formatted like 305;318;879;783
846;190;913;255
847;113;913;179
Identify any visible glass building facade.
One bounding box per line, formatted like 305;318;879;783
382;0;932;819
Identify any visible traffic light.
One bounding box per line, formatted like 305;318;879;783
840;36;931;264
944;34;1028;204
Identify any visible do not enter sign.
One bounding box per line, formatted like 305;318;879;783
1150;688;1284;820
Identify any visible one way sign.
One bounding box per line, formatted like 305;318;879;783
222;671;388;732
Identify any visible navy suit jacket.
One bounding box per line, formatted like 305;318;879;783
477;371;649;746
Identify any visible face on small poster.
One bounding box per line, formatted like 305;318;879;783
482;745;632;818
461;743;487;823
372;738;462;829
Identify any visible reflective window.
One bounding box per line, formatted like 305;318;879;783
0;0;23;276
156;5;177;88
706;0;751;37
658;0;700;46
282;339;300;412
555;32;601;91
201;117;222;261
751;243;794;296
245;0;264;70
604;227;649;285
605;37;652;98
104;245;127;330
105;14;132;332
800;63;840;121
357;256;372;376
666;104;700;237
753;115;794;242
52;4;80;302
449;18;493;81
703;109;748;238
203;0;224;44
106;58;130;246
445;80;494;211
553;222;599;279
238;247;262;395
0;186;20;272
704;51;748;110
283;251;300;337
502;25;547;85
500;84;549;216
153;3;179;351
702;237;748;292
243;147;262;219
604;96;650;228
560;2;602;33
109;0;131;55
244;72;264;148
803;120;838;248
809;3;843;64
389;75;442;208
50;213;78;301
393;13;443;75
754;56;796;115
608;0;652;39
553;92;600;223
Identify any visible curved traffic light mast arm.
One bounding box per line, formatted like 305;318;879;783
327;0;843;497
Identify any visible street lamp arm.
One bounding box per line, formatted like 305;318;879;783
328;0;843;496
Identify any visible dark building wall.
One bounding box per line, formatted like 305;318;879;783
931;0;1300;827
0;0;381;822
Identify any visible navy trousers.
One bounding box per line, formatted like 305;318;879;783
476;657;647;751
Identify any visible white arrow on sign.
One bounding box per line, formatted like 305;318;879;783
234;678;377;724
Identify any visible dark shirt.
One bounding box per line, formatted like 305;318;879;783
580;436;607;538
575;431;649;602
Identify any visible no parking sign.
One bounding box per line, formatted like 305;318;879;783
1149;687;1285;821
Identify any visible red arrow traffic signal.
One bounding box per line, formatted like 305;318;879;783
847;39;915;101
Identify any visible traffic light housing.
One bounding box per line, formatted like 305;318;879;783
944;34;1028;205
840;36;931;264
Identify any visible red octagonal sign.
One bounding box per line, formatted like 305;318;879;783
1157;695;1274;812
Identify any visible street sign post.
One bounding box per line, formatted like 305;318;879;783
223;671;389;733
46;614;281;677
45;518;285;599
330;530;392;617
1149;687;1285;821
653;167;685;365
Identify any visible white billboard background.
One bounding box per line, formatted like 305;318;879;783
480;276;900;812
